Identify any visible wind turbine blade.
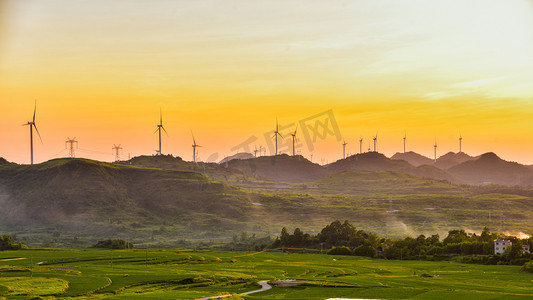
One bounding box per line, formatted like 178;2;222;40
33;124;43;143
160;108;162;125
154;127;159;134
191;131;196;145
33;100;37;123
162;126;168;136
294;124;298;135
278;132;284;140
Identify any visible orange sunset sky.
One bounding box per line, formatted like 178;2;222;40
1;0;533;165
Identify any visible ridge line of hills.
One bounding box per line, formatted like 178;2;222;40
1;152;533;245
3;150;533;187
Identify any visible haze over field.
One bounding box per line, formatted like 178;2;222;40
1;1;533;165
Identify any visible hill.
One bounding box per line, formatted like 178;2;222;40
1;156;533;246
0;158;253;237
434;151;475;169
326;152;458;183
224;154;328;183
327;152;413;172
448;152;533;186
219;152;254;164
313;169;463;195
0;157;13;165
391;151;433;167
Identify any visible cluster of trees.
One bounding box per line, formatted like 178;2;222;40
270;221;533;265
0;235;27;250
92;239;134;249
271;220;380;256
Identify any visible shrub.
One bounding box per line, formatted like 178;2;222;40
521;261;533;273
353;245;376;258
92;239;133;249
327;246;352;256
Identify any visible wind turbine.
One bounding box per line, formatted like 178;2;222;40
403;133;406;153
459;134;463;153
290;125;298;156
373;133;378;152
253;145;258;157
192;132;201;163
23;100;42;165
433;140;438;162
154;108;168;156
342;140;347;159
359;137;363;154
272;118;283;155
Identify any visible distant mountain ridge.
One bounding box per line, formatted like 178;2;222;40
448;152;533;186
224;154;327;183
435;151;476;169
219;152;254;164
391;151;434;167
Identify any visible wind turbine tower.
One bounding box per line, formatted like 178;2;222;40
433;140;438;162
258;145;263;157
112;144;122;161
272;118;283;155
359;138;363;154
253;146;258;157
191;132;201;163
290;125;298;156
459;135;463;153
23;100;42;165
373;134;378;152
154;108;168;156
65;137;78;158
342;140;347;159
403;134;406;153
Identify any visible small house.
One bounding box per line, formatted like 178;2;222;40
494;239;512;255
523;244;530;254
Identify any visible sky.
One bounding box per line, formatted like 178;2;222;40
1;0;533;165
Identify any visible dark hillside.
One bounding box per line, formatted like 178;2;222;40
0;158;251;235
448;152;533;186
391;151;433;167
224;154;328;183
434;151;475;169
313;169;463;195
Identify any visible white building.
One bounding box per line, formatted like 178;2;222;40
523;244;530;254
494;239;512;255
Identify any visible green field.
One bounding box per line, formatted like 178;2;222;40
0;249;532;299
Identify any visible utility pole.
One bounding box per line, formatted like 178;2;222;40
112;144;123;162
65;137;78;158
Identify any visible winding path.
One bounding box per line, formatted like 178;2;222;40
196;280;271;300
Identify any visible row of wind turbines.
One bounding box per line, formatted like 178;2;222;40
340;133;464;162
23;102;464;165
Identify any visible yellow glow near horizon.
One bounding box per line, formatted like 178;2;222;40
1;1;533;165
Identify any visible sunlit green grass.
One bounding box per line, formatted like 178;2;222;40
0;249;532;299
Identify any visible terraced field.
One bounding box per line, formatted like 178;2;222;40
0;249;532;299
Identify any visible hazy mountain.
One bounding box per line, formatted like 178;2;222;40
314;169;463;195
448;152;533;186
0;158;252;235
219;152;254;164
434;151;476;169
224;154;327;183
391;151;433;167
326;152;457;183
0;157;13;165
327;152;413;172
2;155;533;246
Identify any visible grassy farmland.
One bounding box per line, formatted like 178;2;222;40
0;249;532;299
